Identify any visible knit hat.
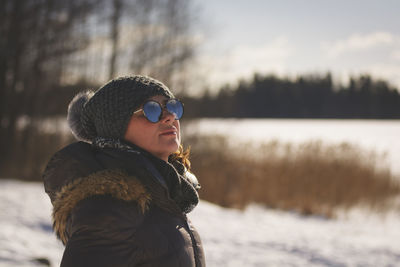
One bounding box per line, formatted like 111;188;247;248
67;75;175;142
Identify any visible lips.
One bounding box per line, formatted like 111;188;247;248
160;128;177;136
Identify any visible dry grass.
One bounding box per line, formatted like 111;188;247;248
186;134;400;217
2;124;72;181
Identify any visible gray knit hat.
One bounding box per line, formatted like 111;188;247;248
67;75;174;142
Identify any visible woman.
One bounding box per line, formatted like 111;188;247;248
43;75;205;267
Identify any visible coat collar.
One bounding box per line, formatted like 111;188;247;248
92;138;200;214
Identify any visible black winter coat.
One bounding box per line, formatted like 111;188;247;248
43;141;205;267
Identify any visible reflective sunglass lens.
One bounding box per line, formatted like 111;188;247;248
166;99;184;120
141;99;184;123
143;101;162;123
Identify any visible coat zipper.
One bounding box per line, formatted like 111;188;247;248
184;214;201;267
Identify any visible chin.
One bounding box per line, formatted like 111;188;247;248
167;142;180;154
169;143;180;153
159;142;179;155
157;138;180;155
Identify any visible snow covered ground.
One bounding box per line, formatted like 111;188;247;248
1;179;400;267
183;119;400;175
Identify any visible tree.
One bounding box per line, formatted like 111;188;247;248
0;0;96;172
108;0;122;79
107;0;197;92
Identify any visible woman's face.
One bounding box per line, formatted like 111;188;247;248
124;95;181;161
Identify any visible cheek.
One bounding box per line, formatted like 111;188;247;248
124;118;158;146
138;126;159;145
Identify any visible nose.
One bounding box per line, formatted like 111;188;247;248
160;108;176;123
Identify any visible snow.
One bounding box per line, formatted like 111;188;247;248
191;203;400;267
0;180;63;267
1;179;400;267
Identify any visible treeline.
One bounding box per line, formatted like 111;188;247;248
182;73;400;119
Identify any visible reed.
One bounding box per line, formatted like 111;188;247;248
186;134;400;217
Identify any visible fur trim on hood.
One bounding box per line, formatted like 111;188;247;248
52;169;151;244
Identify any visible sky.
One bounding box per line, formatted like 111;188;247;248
192;0;400;92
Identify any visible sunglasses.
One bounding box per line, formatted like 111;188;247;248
133;98;184;123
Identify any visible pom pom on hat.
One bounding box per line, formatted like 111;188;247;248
67;91;95;142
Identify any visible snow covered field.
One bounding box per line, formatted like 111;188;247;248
183;119;400;175
1;179;400;267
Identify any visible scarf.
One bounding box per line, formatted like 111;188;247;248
92;137;199;213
